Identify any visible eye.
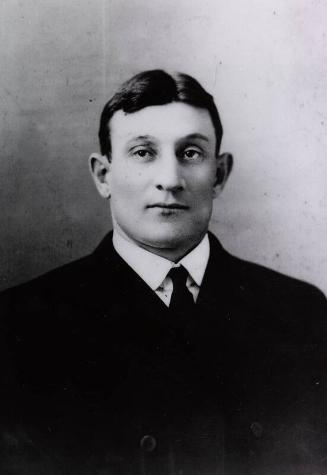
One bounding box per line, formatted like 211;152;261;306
135;149;149;157
130;147;154;160
182;147;203;161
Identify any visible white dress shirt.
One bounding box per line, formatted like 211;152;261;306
112;232;210;306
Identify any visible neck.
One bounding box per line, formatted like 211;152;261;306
134;240;201;263
113;228;206;263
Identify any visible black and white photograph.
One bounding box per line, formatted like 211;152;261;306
0;1;327;474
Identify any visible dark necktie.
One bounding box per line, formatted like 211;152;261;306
167;265;196;341
168;266;195;314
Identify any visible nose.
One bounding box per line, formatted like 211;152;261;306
155;153;185;192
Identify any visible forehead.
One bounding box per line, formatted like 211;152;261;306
109;102;216;143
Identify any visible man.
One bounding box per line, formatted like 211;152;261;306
1;70;327;475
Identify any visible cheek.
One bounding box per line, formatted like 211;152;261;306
110;169;149;211
110;168;138;195
190;173;215;201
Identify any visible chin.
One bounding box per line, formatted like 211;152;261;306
141;227;202;250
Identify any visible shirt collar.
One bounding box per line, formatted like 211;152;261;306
179;235;209;286
112;231;210;291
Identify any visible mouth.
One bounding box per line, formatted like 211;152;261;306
147;203;189;210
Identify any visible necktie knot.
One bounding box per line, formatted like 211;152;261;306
168;266;189;288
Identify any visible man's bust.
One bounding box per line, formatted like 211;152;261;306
1;70;326;475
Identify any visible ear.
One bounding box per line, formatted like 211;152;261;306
89;153;111;199
213;153;233;198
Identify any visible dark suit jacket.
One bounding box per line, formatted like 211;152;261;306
1;231;327;474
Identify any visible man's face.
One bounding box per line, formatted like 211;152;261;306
107;102;220;258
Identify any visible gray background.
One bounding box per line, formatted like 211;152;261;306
1;0;326;294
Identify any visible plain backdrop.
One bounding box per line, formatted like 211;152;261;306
0;0;326;294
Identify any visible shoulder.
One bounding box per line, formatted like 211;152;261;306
208;232;327;319
0;233;123;333
0;254;94;309
230;252;325;302
1;233;115;302
0;233;120;389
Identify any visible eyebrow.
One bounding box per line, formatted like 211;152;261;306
126;135;157;146
126;133;210;145
183;133;210;142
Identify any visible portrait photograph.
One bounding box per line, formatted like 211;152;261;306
0;1;326;474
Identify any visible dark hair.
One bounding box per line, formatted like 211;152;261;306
98;69;223;158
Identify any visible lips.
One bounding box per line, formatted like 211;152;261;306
147;203;189;210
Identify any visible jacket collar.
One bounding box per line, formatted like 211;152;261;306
92;229;238;306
